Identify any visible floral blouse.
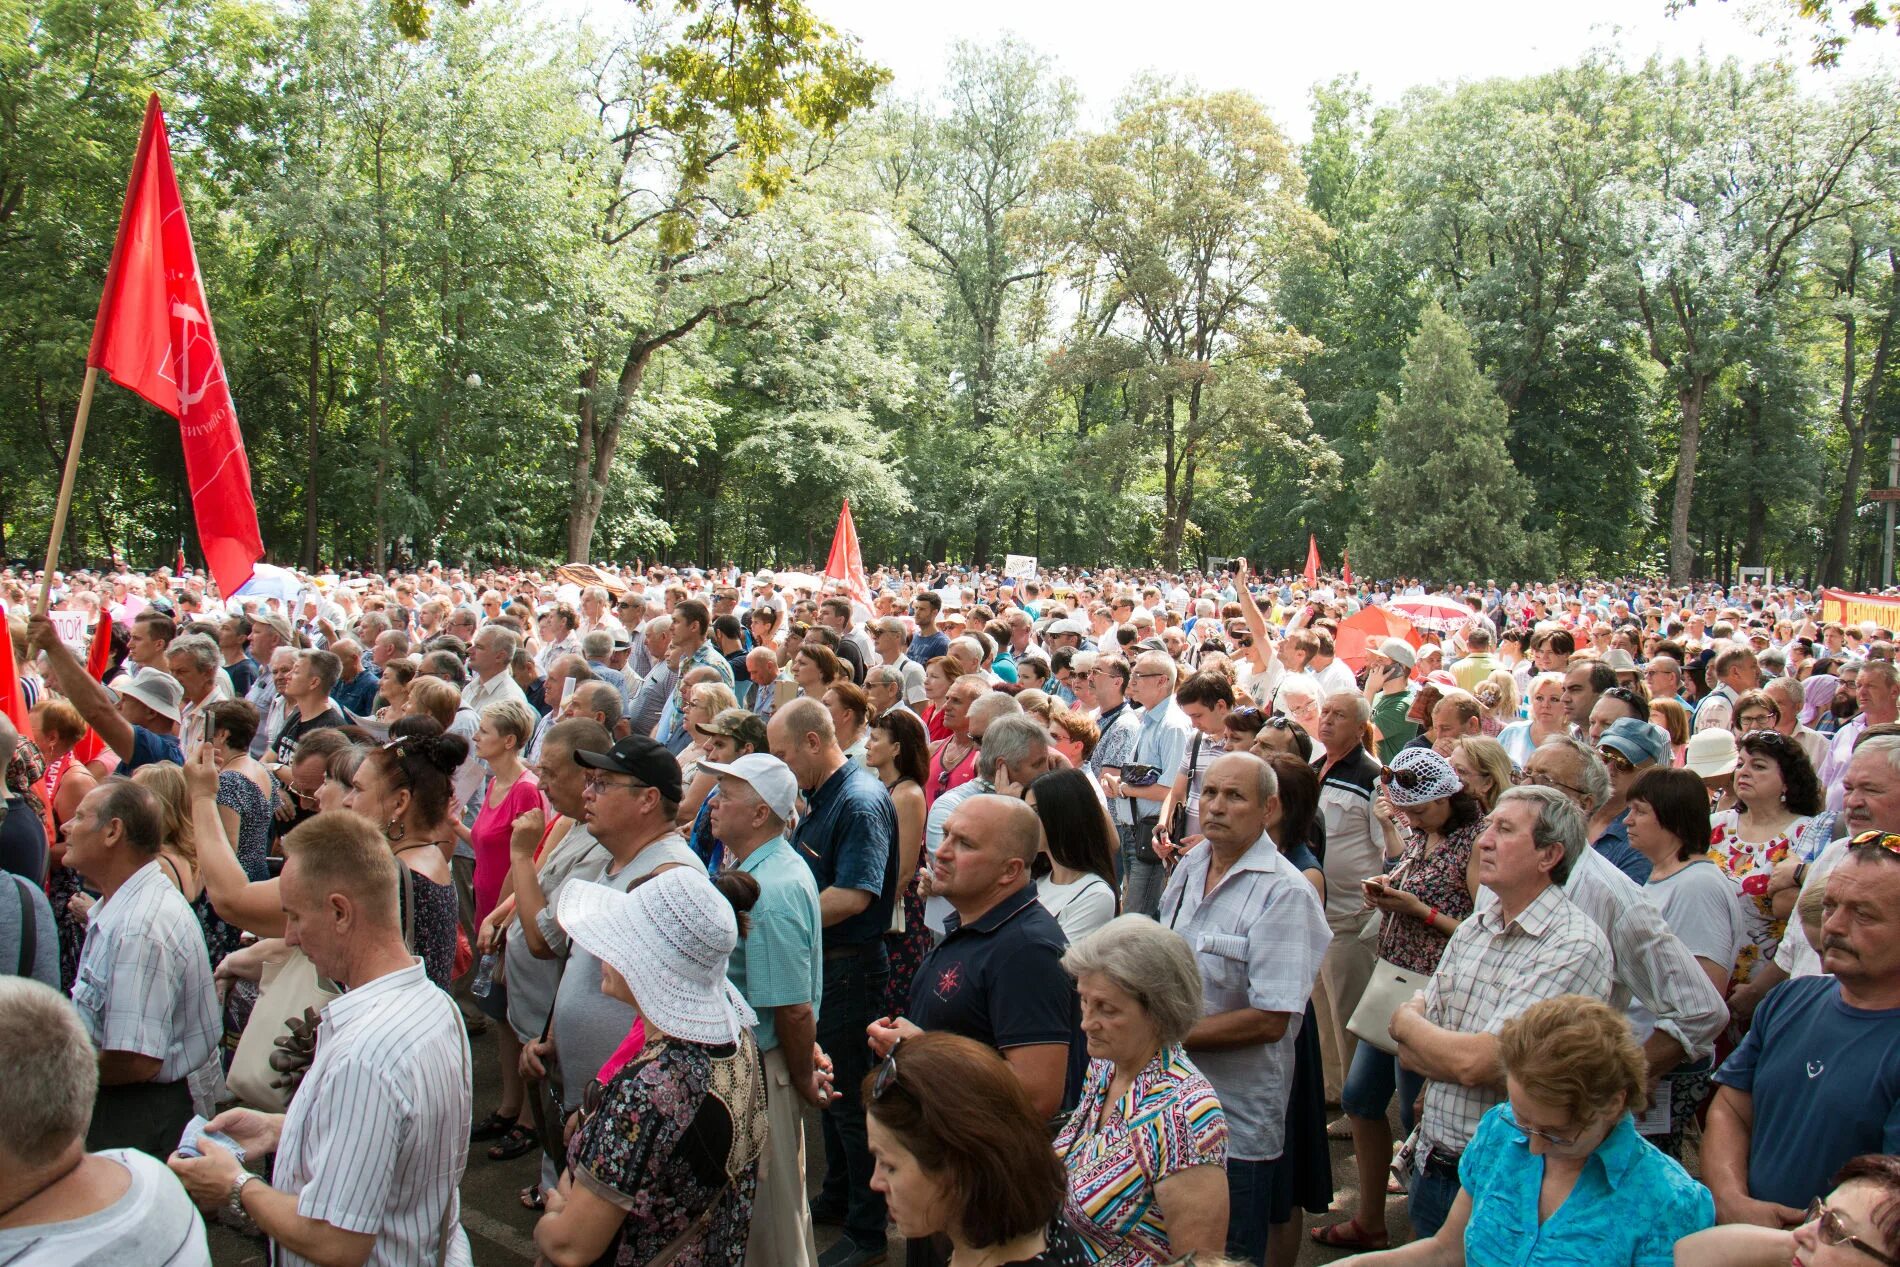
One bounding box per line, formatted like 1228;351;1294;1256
1707;810;1811;986
1054;1045;1227;1266
568;1032;767;1267
1375;816;1483;974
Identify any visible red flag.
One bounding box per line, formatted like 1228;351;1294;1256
71;615;113;766
0;617;27;735
88;95;261;600
175;538;186;578
823;500;873;610
1303;534;1321;588
1341;549;1355;589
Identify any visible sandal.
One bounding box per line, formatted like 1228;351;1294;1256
519;1183;545;1211
1310;1217;1389;1251
488;1124;538;1161
470;1110;514;1142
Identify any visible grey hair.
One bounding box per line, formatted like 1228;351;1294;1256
1850;734;1900;779
165;633;220;674
967;691;1023;732
950;635;985;662
1322;690;1371;727
0;978;99;1167
1862;659;1900;689
1134;650;1178;689
580;630;613;660
1496;785;1587;884
866;664;903;689
976;714;1047;781
474;624;520;657
1535;734;1609;810
642;614;674;638
1062;914;1206;1050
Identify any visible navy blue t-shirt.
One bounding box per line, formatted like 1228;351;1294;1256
115;725;183;775
1714;974;1900;1208
906;630;950;667
792;761;896;948
909;882;1085;1111
1592;813;1652;885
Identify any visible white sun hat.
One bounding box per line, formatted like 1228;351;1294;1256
558;868;758;1045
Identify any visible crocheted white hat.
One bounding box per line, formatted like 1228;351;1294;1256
559;867;758;1045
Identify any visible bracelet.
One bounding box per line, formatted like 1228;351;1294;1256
1427;906;1441;928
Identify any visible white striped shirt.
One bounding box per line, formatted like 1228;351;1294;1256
71;860;224;1113
272;959;473;1267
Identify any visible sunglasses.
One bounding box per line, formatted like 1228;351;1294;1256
1597;747;1635;774
1803;1197;1900;1266
872;1048;903;1100
1850;830;1900;861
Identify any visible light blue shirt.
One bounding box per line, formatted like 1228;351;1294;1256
727;836;823;1053
1458;1105;1712;1267
1129;695;1193;824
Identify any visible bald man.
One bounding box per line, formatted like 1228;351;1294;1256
867;794;1082;1122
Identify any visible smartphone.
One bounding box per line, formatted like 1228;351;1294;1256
201;709;213;748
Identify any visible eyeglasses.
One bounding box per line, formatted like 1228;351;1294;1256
1500;1103;1583;1148
584;772;650;795
1519;770;1587;797
1803;1197;1900;1265
871;1048;902;1100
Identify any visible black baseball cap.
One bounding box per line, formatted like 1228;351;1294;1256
573;735;684;802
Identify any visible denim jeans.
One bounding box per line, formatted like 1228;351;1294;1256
816;942;889;1250
1341;1040;1426;1137
1116;820;1166;919
1224;1156;1290;1262
1408;1158;1463;1239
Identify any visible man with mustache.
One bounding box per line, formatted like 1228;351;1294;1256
1703;818;1900;1228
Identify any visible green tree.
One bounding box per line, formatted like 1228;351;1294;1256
1353;304;1534;578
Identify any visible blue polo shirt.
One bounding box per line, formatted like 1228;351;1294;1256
792;760;896;949
332;668;381;717
908;882;1084;1109
115;726;182;775
1592;811;1651;885
727;837;823;1053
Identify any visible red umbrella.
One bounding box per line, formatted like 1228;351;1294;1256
1385;594;1475;634
1335;606;1421;674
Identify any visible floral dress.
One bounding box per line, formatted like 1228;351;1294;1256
196;770;273;969
1054;1046;1227;1266
1706;810;1811;986
1375;817;1484;974
568;1033;767;1267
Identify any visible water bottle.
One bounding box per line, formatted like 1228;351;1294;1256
471;951;497;998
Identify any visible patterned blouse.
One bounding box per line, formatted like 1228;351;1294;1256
568;1032;767;1267
1707;810;1811;985
1375;816;1483;974
1054;1045;1227;1266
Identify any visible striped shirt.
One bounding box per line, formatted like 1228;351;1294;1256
272;959;472;1267
71;860;224;1113
1419;883;1612;1157
1160;833;1331;1161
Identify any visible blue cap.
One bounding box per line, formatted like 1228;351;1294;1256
1598;717;1671;768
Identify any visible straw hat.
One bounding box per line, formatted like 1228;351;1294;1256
558;868;757;1045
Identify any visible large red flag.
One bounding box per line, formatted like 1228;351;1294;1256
823;500;873;610
0;616;28;735
71;615;113;766
1303;534;1321;588
88;95;261;600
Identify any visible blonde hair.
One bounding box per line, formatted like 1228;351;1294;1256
1650;697;1691;748
689;682;738;721
1452;736;1514;812
132;762;197;866
481;699;537;751
406;676;460;728
1476;669;1520;725
1497;995;1648;1119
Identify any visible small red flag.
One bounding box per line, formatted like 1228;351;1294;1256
0;617;28;735
1304;534;1321;588
823;500;873;610
88;95;262;600
71;615;113;766
1342;549;1355;589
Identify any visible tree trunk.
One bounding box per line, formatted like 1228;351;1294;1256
1667;378;1707;583
1741;383;1768;568
567;341;658;562
1822;248;1864;586
303;315;322;568
372;138;391;573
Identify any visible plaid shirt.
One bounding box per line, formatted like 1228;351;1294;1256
1418;882;1611;1156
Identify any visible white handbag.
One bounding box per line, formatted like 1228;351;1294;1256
1346;957;1426;1056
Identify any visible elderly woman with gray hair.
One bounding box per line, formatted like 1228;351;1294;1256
1053;914;1230;1266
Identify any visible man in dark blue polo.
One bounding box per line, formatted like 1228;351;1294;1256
768;697;896;1267
868;793;1081;1123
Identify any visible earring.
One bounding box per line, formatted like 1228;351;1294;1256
385;815;406;843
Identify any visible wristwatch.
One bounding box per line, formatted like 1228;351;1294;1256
228;1170;258;1218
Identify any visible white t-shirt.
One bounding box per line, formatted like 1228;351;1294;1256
1036;873;1117;942
0;1149;210;1265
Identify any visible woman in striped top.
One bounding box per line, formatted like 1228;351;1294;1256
1054;915;1229;1265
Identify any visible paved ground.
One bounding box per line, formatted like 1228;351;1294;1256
208;1028;1416;1265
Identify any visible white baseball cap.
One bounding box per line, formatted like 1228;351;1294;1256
698;754;799;821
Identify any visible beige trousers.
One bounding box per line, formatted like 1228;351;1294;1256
746;1044;818;1267
1316;913;1379;1104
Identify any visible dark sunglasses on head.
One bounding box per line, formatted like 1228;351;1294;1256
1850;830;1900;861
1379;763;1425;790
1802;1196;1900;1266
872;1048;903;1100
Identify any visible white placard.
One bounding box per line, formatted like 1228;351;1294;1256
1004;554;1038;581
49;610;89;654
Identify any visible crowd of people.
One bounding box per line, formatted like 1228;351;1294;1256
0;554;1898;1267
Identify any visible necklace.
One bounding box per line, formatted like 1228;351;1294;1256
393;839;445;858
0;1154;84;1223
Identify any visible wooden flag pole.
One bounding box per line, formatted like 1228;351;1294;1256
36;366;100;615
